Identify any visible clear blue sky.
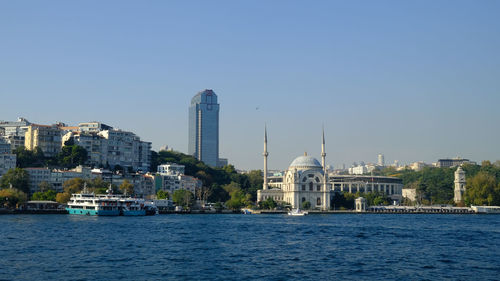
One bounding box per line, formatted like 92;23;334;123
1;0;499;170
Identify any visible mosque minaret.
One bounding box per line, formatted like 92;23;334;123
262;126;269;190
321;128;330;210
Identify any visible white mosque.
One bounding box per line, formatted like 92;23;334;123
257;128;331;210
257;128;404;210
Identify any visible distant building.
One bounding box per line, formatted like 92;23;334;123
0;117;30;137
377;154;385;166
26;165;155;196
348;164;376;175
437;158;474;168
24;124;62;157
409;161;428;171
25;168;52;194
454;166;466;203
0;117;31;151
0;139;16;178
157;163;185;175
62;124;152;172
188;89;220;167
217;158;228;167
155;163;202;195
78;122;113;133
330;175;403;202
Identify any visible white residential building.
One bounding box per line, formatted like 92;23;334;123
0;117;31;151
157;163;185;175
62;123;152;171
0;139;16;177
155;164;202;195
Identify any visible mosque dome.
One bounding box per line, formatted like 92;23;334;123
289;154;322;170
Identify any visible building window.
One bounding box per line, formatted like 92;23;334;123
302;197;306;203
315;177;320;183
302;185;305;191
302;177;307;182
317;197;321;205
317;185;321;191
309;182;313;191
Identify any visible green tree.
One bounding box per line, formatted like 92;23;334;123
465;171;500;206
172;189;194;208
260;197;277;210
13;146;46;168
63;178;86;194
0;168;30;194
56;192;71;204
87;177;110;193
57;145;88;168
207;183;230;203
225;189;251;210
214;202;224;211
156;190;169;199
246;170;263;201
119;180;134;196
0;188;28;208
32;189;57;201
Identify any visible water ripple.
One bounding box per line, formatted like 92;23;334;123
1;214;499;280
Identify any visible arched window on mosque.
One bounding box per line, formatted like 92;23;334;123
309;182;313;191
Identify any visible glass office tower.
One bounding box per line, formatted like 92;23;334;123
188;89;219;167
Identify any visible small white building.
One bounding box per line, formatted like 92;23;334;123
355;197;367;212
402;188;417;202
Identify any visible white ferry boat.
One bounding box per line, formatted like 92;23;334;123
66;186;147;216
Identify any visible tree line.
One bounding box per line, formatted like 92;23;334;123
372;161;500;206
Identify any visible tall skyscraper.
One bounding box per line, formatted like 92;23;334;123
188;89;220;167
377;154;385;167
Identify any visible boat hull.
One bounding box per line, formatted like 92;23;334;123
123;210;146;216
67;208;120;216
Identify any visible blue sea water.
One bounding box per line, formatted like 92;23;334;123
0;214;499;281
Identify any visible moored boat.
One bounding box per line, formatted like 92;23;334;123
120;198;146;216
288;208;308;216
66;185;148;216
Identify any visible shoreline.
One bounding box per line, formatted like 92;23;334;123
1;209;497;215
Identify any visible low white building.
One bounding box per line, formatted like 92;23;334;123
408;161;428;171
348;164;376;175
402;188;417;202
